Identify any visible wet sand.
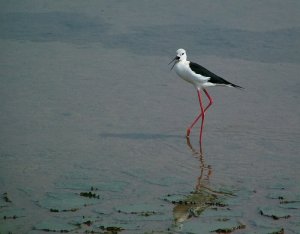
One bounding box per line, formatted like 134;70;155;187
1;1;300;233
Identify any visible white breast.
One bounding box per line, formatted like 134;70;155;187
174;61;209;86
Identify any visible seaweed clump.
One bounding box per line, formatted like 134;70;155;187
214;222;246;233
99;225;124;234
2;192;12;203
80;192;100;199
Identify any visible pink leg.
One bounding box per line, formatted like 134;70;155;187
186;88;213;137
203;89;213;108
197;90;205;145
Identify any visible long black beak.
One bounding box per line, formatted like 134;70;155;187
169;56;179;70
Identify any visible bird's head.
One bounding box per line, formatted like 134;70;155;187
176;48;187;61
169;48;187;70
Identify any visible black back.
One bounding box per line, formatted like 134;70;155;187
189;62;232;86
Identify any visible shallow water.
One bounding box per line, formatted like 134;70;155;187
1;1;300;233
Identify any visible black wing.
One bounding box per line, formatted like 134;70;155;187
189;62;243;88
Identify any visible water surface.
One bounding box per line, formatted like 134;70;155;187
0;1;299;233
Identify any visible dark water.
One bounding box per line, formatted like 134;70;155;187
1;1;300;233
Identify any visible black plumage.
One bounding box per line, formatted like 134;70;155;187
189;62;243;89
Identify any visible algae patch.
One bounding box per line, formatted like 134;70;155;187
33;217;78;232
259;207;291;220
2;193;12;204
80;191;100;199
38;192;99;212
116;203;165;216
100;225;124;233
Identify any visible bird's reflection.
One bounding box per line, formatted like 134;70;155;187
172;138;220;226
185;137;212;191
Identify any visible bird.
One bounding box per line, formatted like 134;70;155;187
169;48;243;146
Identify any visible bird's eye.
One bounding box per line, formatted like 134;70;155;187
181;53;184;55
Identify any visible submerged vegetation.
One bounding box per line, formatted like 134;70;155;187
79;191;100;199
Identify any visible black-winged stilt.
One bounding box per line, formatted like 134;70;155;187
169;48;243;146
